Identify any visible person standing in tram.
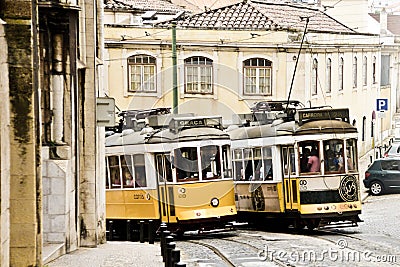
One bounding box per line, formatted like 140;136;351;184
307;149;320;172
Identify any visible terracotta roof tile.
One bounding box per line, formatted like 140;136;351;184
157;0;355;33
104;0;186;12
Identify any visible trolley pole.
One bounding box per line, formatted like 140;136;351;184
172;21;178;114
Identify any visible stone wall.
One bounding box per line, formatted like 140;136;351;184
0;18;10;267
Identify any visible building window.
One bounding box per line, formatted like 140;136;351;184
352;56;357;88
339;57;344;91
243;58;272;95
363;56;367;86
381;55;390;86
326;58;331;93
312;58;318;95
127;55;156;93
372;56;376;84
184;56;213;94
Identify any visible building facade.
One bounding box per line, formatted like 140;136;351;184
104;0;383;157
0;0;106;266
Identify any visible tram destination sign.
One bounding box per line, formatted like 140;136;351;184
169;116;223;132
298;108;350;125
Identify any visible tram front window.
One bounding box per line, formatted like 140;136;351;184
323;140;344;174
201;145;221;180
346;139;357;172
174;147;199;181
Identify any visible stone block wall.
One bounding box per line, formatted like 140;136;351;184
42;146;73;245
0;18;10;267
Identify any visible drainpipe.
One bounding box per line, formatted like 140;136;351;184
52;34;64;144
172;21;178;114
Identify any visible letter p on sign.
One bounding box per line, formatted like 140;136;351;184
377;99;388;112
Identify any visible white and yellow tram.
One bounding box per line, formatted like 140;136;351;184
105;113;236;239
228;102;362;230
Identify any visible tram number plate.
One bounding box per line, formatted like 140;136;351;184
299;179;307;191
133;194;144;199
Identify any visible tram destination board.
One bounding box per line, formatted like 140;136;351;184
298;108;350;125
169;116;223;132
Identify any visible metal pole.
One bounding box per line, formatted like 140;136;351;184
172;21;178;114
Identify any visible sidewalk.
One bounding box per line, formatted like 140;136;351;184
46;241;164;267
358;151;374;203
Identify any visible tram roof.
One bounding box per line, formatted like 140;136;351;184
147;126;230;143
105;125;230;146
105;129;146;147
228;119;357;140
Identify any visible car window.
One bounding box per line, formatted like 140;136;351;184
381;160;400;171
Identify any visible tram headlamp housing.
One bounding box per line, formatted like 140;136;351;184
210;197;219;207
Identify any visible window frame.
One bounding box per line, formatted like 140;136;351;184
339;57;344;91
326;58;332;93
127;54;157;93
311;58;318;95
363;56;367;86
184;56;213;94
243;58;272;96
352;56;357;88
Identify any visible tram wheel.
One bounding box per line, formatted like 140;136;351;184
306;219;319;230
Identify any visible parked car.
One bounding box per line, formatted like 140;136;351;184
363;158;400;195
383;142;400;157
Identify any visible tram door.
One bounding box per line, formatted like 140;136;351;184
281;146;299;211
155;153;175;223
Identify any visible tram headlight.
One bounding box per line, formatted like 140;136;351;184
210;198;219;207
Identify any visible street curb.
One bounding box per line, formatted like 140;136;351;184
361;192;370;203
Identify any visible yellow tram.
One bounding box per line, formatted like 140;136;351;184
105;112;236;239
228;101;362;230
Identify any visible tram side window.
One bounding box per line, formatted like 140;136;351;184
346;139;357;172
322;140;344;174
165;155;173;182
108;156;121;188
243;149;254;180
105;158;110;189
233;149;244;181
121;155;134;188
282;146;295;176
262;147;273;180
174;147;199;181
299;141;320;174
201;145;221;180
155;154;173;183
222;145;232;178
133;154;147;187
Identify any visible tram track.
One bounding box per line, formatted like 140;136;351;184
177;228;400;266
180;231;292;266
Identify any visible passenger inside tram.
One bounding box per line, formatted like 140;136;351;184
307;148;320;172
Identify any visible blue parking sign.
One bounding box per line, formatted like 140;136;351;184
377;99;388;111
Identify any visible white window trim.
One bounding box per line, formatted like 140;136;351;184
325;56;332;95
178;51;217;99
311;57;318;96
238;53;277;101
122;49;162;98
